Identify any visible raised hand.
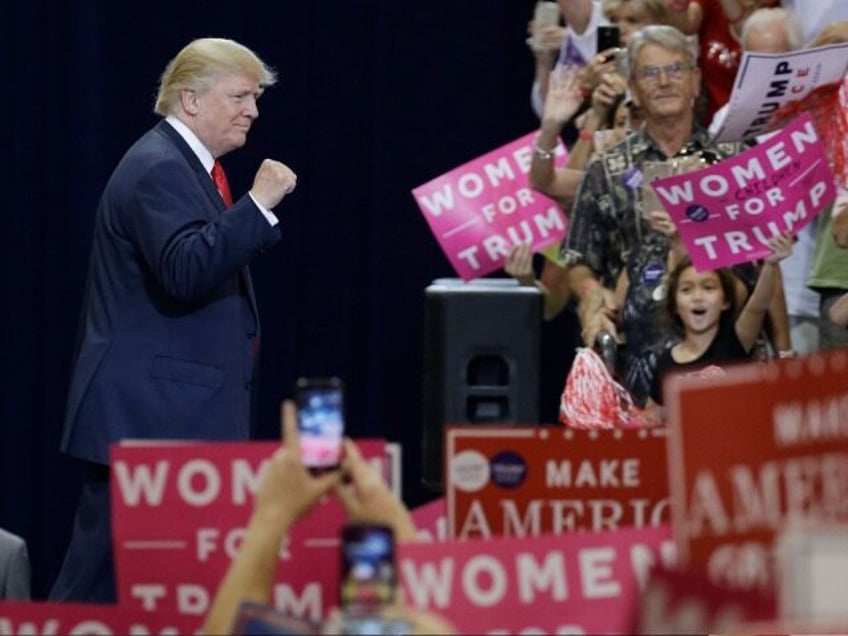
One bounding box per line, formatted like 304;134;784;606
647;208;678;238
542;64;584;128
249;159;297;210
765;231;794;264
580;50;619;96
527;23;567;57
591;71;627;121
334;438;418;543
252;401;341;529
504;244;535;286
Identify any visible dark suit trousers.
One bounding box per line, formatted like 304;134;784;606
49;463;116;603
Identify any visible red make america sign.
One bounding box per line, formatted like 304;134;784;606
110;440;389;626
665;350;848;592
445;426;670;539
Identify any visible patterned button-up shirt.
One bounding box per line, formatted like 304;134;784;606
563;126;746;402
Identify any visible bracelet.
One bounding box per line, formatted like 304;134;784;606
777;349;797;359
579;130;594;143
533;140;557;161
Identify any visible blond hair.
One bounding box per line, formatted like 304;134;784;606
154;38;277;116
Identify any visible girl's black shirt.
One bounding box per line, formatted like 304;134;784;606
649;316;751;405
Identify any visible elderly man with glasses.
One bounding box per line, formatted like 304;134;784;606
561;25;750;405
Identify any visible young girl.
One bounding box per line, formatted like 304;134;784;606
646;232;794;408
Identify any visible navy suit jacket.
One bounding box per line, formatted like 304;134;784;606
61;120;281;464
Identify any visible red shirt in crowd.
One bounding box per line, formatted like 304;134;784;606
691;0;779;122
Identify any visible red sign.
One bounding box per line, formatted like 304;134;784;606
398;525;675;634
445;426;670;539
0;602;198;635
665;350;848;592
632;566;775;633
110;440;388;622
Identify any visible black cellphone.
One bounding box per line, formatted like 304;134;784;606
596;24;621;55
295;377;345;473
340;523;396;613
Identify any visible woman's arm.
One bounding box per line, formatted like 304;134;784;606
530;64;586;202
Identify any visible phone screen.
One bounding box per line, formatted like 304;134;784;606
596;25;621;54
340;524;396;612
296;377;345;471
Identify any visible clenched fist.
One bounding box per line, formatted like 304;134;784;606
250;159;297;210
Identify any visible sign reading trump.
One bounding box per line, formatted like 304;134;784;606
412;132;568;280
650;114;835;271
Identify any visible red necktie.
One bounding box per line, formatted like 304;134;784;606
211;160;233;207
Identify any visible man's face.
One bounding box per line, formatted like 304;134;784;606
629;43;700;122
189;72;262;157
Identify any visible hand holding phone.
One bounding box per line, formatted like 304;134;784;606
529;1;562;53
295;377;345;473
333;437;419;543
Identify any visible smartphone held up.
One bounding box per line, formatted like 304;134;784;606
529;1;561;52
534;1;560;30
340;523;397;612
596;24;621;56
295;377;345;473
339;523;408;634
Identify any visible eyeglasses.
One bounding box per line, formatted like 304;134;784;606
634;62;693;83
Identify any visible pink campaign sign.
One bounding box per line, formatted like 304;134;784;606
411;497;447;543
398;525;675;634
0;602;199;635
110;440;388;624
411;132;568;280
650;114;835;271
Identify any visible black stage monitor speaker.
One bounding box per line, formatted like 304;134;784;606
421;278;542;491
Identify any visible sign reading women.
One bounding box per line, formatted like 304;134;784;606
412;132;568;280
651;114;835;271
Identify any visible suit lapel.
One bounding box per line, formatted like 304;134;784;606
155;120;227;215
155;121;260;327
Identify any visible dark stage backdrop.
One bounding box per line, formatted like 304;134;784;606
0;0;579;597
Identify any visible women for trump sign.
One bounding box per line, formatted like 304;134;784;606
412;132;569;280
650;114;835;272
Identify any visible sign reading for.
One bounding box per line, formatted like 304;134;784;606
412;132;568;280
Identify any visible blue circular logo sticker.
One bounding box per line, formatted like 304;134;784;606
685;204;710;222
490;451;527;489
642;262;665;283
